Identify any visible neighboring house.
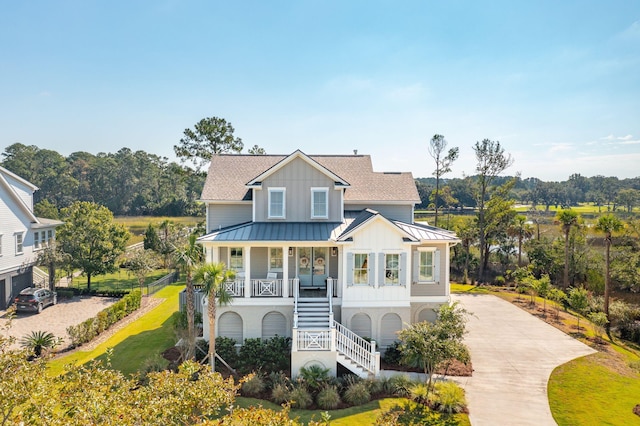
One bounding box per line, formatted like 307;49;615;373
197;150;459;378
0;166;62;309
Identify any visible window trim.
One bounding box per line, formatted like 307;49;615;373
34;231;40;250
384;253;400;286
415;247;438;284
229;247;244;271
310;187;329;219
268;247;284;272
0;233;3;257
15;232;24;255
352;252;370;286
268;187;286;219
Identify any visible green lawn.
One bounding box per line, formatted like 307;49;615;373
549;353;640;426
69;268;172;294
48;282;182;376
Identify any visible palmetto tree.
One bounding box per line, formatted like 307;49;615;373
595;214;623;332
507;214;534;267
194;262;235;371
555;209;579;288
20;330;60;357
174;234;204;360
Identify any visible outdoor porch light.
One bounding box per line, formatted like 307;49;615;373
288;247;294;256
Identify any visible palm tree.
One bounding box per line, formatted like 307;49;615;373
194;262;235;371
174;234;204;360
507;215;534;266
21;330;60;357
595;214;623;333
555;209;579;288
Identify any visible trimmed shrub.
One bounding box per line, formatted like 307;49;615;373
299;365;330;393
66;290;142;347
242;373;266;397
382;341;403;366
343;381;371;406
433;381;466;414
316;385;341;410
386;374;416;398
237;336;291;374
271;383;290;405
288;386;313;409
214;337;237;366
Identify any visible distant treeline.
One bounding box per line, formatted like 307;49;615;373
1;143;205;217
416;174;640;212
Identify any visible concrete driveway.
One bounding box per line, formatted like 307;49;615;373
1;296;117;350
451;294;596;426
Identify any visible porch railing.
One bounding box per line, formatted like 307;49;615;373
224;278;304;298
334;320;379;375
295;329;332;351
224;279;245;297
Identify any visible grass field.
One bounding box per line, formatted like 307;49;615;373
115;215;204;245
48;282;182;376
68;268;172;293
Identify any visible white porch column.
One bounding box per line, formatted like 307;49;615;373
336;246;343;298
210;246;219;263
282;245;289;298
244;246;251;298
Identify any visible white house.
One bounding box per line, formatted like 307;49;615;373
0;166;62;309
197;150;459;377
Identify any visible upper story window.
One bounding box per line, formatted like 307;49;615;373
269;247;283;271
229;247;243;270
268;188;286;219
311;188;329;219
34;231;40;250
15;233;24;255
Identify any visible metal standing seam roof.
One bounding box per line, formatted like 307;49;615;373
392;220;460;242
198;221;352;242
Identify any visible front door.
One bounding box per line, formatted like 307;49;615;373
297;247;328;295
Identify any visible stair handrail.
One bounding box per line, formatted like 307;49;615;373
293;277;299;328
333;320;378;374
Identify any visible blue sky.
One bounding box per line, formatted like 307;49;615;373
1;1;639;181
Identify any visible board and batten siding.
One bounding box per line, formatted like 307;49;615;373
341;219;411;306
254;157;342;222
0;184;34;274
344;203;413;223
207;203;252;232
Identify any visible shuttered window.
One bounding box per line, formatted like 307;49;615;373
218;312;243;344
380;313;402;348
262;311;288;339
350;313;372;339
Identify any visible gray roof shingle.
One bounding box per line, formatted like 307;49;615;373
200;152;420;203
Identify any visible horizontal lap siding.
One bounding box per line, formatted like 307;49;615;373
208;204;252;232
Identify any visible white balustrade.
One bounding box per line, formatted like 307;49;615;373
224;279;244;297
296;329;332;351
334;320;377;374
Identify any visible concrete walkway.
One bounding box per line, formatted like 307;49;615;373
451;293;596;426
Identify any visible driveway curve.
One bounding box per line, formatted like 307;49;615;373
451;293;596;426
1;296;117;350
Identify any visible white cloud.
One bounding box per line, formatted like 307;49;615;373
617;134;634;141
386;83;425;102
601;134;615;140
548;143;574;153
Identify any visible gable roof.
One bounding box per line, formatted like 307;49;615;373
336;209;419;242
0;166;38;222
246;150;350;187
200;151;420;203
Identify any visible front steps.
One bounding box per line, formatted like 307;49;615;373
296;298;330;328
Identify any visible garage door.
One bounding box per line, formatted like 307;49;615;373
380;313;402;349
262;311;288;339
350;313;372;339
218;312;243;344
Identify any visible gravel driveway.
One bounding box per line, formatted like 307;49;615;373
1;296;117;350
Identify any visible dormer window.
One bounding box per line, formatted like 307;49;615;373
311;188;328;219
268;188;286;219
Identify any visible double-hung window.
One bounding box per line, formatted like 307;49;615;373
34;231;40;250
268;188;286;219
384;254;400;285
353;253;369;285
269;247;283;271
15;233;24;255
311;188;328;219
419;251;435;282
229;247;243;271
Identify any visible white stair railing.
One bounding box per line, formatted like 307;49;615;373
334;320;379;375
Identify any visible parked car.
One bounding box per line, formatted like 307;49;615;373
14;287;57;313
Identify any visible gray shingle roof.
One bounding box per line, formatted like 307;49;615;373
200;152;420;203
